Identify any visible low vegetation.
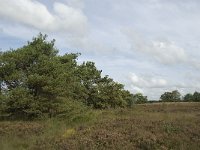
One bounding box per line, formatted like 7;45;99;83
0;102;199;150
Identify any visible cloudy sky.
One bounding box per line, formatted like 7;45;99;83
1;0;200;99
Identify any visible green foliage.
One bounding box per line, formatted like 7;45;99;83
133;93;148;104
183;92;200;102
3;87;38;119
160;90;181;102
161;90;200;102
121;90;135;107
94;77;127;109
183;93;193;102
0;34;81;119
75;62;134;109
192;91;200;102
0;34;135;119
0;93;6;116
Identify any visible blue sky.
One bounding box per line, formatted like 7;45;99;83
1;0;200;99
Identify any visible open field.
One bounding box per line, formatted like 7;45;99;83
0;102;200;150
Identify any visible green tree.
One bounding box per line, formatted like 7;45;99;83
75;61;102;106
94;76;127;108
0;33;136;119
133;93;148;104
183;93;193;102
76;63;130;109
160;92;172;102
121;90;135;108
193;91;200;102
0;34;81;118
160;90;181;102
171;90;181;101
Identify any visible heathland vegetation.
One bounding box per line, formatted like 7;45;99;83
0;102;200;149
0;34;200;149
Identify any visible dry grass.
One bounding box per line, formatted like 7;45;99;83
0;102;200;150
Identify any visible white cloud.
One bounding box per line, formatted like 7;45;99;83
1;0;200;100
122;28;187;65
152;40;187;64
128;73;169;98
130;86;144;94
0;0;88;36
129;73;168;88
128;71;200;99
0;23;38;40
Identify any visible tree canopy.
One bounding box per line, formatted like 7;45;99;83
160;90;181;102
183;92;200;102
0;34;140;119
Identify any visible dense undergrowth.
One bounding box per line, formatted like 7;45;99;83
0;102;200;150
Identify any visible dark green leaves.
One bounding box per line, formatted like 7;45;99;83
0;34;136;119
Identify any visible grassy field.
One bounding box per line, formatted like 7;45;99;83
0;102;200;150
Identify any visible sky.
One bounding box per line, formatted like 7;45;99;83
1;0;200;100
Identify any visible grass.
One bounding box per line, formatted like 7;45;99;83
0;102;200;150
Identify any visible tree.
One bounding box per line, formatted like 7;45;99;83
94;76;127;108
193;91;200;102
75;62;134;109
75;61;102;106
121;90;135;108
0;34;80;118
0;33;136;119
160;92;173;102
160;90;181;102
183;92;200;102
75;63;130;109
183;93;193;102
171;90;181;101
133;93;148;104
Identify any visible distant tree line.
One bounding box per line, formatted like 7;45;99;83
0;34;148;119
159;90;200;102
183;92;200;102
